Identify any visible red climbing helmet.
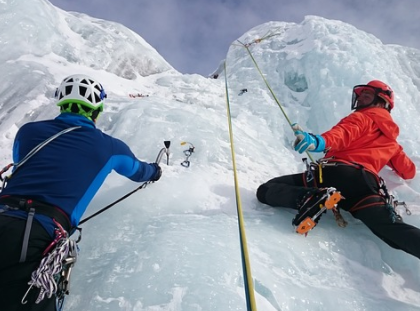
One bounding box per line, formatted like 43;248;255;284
351;80;394;111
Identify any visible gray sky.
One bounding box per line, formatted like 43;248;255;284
49;0;420;76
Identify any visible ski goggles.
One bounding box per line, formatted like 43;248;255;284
351;85;391;110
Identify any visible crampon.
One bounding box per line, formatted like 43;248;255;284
293;187;342;235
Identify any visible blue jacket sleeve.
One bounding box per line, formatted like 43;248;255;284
111;138;158;182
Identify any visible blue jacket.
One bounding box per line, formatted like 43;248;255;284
1;113;158;236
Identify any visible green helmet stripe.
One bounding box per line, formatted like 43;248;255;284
57;99;103;111
58;100;103;121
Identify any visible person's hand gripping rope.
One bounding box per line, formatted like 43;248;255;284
292;123;326;154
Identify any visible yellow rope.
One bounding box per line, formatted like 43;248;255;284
236;37;347;228
237;39;315;163
223;61;258;311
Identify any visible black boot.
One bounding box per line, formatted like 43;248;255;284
293;187;342;235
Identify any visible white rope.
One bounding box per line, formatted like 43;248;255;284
22;237;78;304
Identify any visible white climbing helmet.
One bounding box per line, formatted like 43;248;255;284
55;74;107;114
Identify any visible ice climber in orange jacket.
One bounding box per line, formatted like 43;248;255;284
257;80;419;259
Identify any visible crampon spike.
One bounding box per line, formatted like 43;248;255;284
295;217;317;235
295;188;342;235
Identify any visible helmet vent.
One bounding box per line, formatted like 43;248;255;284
80;105;91;113
86;94;93;103
79;86;88;97
70;103;79;113
94;93;101;103
65;85;72;96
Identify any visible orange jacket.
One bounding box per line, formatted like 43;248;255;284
321;107;416;179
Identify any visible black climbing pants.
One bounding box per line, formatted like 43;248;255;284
256;165;420;260
0;214;56;311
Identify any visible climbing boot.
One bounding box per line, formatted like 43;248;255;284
293;187;342;235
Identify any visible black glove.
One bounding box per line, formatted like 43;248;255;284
150;163;162;182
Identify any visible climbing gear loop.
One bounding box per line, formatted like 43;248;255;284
375;176;411;221
386;194;411;222
21;220;79;307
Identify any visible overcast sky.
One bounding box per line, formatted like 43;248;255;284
49;0;420;76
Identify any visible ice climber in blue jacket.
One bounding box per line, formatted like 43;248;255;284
0;74;162;311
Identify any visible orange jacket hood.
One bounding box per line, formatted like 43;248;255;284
364;108;399;140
